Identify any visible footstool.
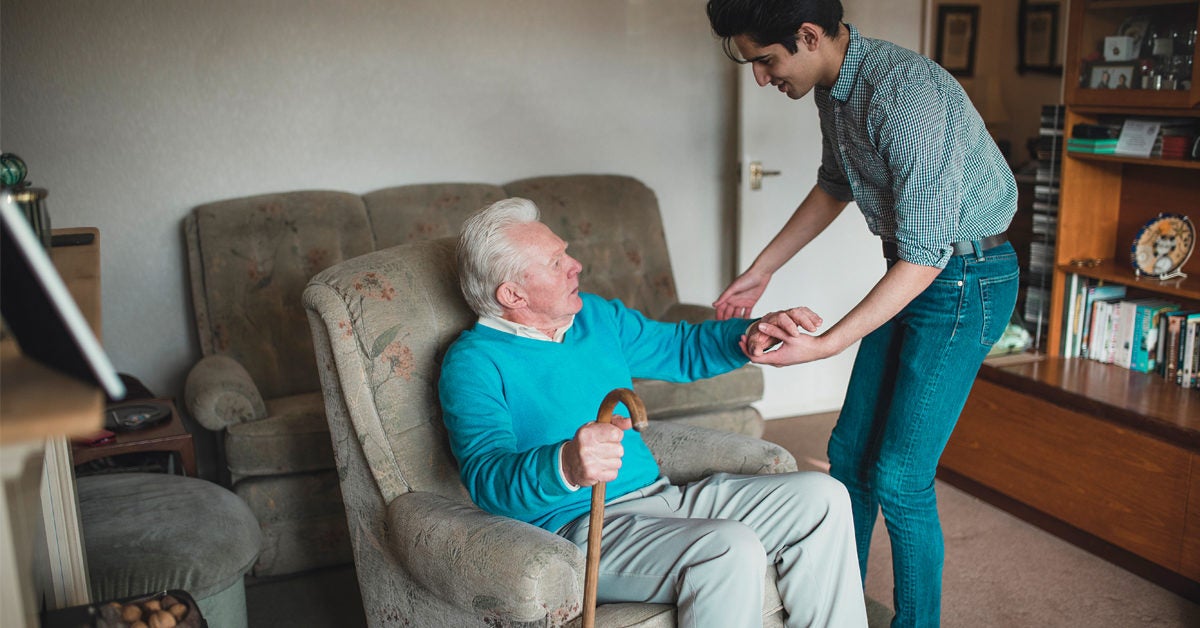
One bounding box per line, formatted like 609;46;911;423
77;473;263;628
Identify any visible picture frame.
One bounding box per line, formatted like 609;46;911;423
1087;61;1135;89
1017;1;1062;74
935;5;979;77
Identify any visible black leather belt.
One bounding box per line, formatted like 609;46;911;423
882;233;1008;262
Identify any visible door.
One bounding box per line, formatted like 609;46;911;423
736;3;925;418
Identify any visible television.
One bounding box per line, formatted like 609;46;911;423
0;188;125;400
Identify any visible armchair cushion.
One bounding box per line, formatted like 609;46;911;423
632;365;763;422
641;422;798;485
225;391;332;478
225;393;333;477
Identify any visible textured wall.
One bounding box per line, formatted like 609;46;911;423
1;0;736;404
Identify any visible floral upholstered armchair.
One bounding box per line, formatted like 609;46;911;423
302;237;797;627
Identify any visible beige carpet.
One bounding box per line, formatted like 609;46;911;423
763;412;1200;628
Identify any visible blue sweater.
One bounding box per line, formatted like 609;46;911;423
439;293;751;532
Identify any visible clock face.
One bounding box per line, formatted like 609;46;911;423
1131;213;1195;278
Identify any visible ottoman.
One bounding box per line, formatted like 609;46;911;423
78;473;263;628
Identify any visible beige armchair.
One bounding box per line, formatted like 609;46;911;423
302;237;797;626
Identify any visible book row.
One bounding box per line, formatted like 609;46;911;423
1061;274;1200;388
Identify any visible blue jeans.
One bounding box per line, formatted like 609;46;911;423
827;241;1018;628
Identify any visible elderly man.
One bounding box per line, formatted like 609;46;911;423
438;197;867;627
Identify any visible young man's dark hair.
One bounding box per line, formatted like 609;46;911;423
706;0;844;60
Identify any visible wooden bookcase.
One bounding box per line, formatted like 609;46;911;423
940;0;1200;598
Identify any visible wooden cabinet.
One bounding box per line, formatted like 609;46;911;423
941;0;1200;596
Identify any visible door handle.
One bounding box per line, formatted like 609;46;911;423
749;161;781;190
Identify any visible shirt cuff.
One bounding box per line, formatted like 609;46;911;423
557;443;580;491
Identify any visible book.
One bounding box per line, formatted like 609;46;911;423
1062;274;1081;357
1079;284;1127;358
1091;300;1111;362
1113;300;1140;368
1180;314;1200;387
1161;311;1193;383
1129;300;1179;373
1067;138;1119;155
1193;318;1200;389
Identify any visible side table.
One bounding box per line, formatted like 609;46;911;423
71;399;196;477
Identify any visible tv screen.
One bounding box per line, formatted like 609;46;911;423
0;189;125;400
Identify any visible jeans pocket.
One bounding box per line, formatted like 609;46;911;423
978;269;1019;346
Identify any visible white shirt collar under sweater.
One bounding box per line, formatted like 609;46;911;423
479;315;574;343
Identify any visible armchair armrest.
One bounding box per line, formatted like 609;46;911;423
659;302;717;325
183;354;268;431
641;422;798;485
387;491;584;624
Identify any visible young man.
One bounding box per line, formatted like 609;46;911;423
706;2;1019;627
439;197;867;627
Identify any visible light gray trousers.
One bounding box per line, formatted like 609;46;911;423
558;472;867;628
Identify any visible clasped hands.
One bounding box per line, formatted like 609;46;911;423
739;306;836;367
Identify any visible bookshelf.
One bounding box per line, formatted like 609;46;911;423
939;0;1200;597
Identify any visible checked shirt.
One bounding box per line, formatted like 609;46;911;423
814;23;1017;268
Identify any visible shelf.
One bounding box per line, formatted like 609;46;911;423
1066;151;1200;169
1088;0;1198;9
1073;104;1200;117
1057;260;1200;300
979;357;1200;452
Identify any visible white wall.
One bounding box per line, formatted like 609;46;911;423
0;0;737;400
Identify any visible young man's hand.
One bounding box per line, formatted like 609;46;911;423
740;307;823;357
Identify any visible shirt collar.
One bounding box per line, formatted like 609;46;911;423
479;315;573;343
828;22;863;103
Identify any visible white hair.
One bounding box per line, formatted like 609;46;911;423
457;197;541;318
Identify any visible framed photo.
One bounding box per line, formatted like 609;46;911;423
1087;62;1135;89
1018;1;1062;74
935;5;979;77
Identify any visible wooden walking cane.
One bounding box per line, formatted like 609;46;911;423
582;388;649;628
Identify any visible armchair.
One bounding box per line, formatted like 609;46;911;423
302;238;798;626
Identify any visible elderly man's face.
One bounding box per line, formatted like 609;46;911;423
507;221;583;326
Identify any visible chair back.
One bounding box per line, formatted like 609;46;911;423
303;237;472;504
186;190;374;399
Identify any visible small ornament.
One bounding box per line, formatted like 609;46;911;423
0;153;28;188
